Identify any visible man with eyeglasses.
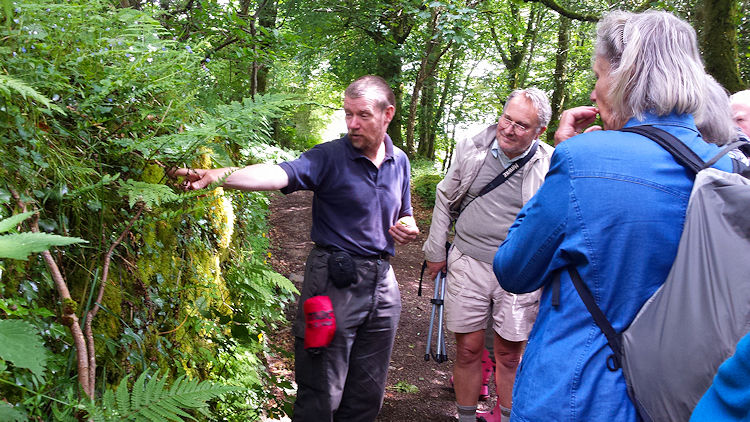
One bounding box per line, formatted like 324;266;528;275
422;88;554;422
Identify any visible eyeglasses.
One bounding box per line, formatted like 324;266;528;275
498;115;532;134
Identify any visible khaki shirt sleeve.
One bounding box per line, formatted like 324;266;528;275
422;138;472;262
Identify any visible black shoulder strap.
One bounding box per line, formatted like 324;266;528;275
567;267;623;370
704;140;748;170
620;126;703;174
477;141;539;197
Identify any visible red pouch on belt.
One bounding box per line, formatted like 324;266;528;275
304;295;336;351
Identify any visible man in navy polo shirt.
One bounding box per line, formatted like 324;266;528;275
173;75;419;421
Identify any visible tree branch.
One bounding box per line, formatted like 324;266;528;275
521;0;599;22
84;203;144;390
9;188;92;399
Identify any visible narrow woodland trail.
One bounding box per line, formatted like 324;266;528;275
265;190;500;421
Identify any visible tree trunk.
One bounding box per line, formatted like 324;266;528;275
376;50;406;150
406;8;453;157
255;0;277;94
417;75;437;158
486;3;544;93
549;16;571;138
701;0;744;92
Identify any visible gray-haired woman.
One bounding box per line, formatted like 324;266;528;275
492;10;735;421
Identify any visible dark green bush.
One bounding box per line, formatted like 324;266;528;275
412;173;443;207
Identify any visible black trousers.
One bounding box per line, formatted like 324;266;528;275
292;247;401;422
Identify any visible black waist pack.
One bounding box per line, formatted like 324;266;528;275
328;251;357;288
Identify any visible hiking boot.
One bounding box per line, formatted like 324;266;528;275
476;407;502;422
477;403;509;422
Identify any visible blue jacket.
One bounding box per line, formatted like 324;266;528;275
691;332;750;421
493;113;733;421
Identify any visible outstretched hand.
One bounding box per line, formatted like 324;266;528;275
554;106;602;145
168;168;222;191
389;216;419;245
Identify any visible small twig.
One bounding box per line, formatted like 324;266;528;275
157;313;190;335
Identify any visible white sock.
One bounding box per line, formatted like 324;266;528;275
457;404;477;422
500;404;511;422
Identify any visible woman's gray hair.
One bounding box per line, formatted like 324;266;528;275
595;10;706;123
505;87;552;128
695;75;738;146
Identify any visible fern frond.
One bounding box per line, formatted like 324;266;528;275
131;372;149;411
0;74;65;114
0;232;87;261
118;180;180;209
116;375;132;416
93;371;240;421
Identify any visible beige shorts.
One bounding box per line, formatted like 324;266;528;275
444;246;541;342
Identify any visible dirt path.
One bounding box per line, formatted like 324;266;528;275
265;190;498;421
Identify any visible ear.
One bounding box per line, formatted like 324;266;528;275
383;105;395;125
536;126;547;138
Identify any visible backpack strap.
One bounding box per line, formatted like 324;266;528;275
620;126;703;174
567;266;624;371
477;141;539;196
704;140;748;170
455;141;539;225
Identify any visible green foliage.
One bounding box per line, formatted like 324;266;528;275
0;319;48;379
118;180;180;209
413;174;443;208
0;212;86;260
0;401;26;422
410;158;444;207
0;1;304;419
0;74;64;115
388;380;419;393
90;371;239;421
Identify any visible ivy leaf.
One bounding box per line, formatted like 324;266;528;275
0;232;87;260
0;319;48;378
118;180;179;209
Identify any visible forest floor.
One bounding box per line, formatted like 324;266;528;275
264;190;499;421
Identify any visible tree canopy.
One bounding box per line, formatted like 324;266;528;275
0;0;747;419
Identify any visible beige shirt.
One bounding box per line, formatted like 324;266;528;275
422;124;554;263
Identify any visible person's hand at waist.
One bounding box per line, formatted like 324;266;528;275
425;260;446;281
554;106;602;145
389;216;419;245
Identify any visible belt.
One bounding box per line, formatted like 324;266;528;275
314;244;390;261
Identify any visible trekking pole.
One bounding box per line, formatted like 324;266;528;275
424;270;440;361
424;271;448;362
433;270;448;363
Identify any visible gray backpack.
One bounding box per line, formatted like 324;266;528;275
567;126;750;422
